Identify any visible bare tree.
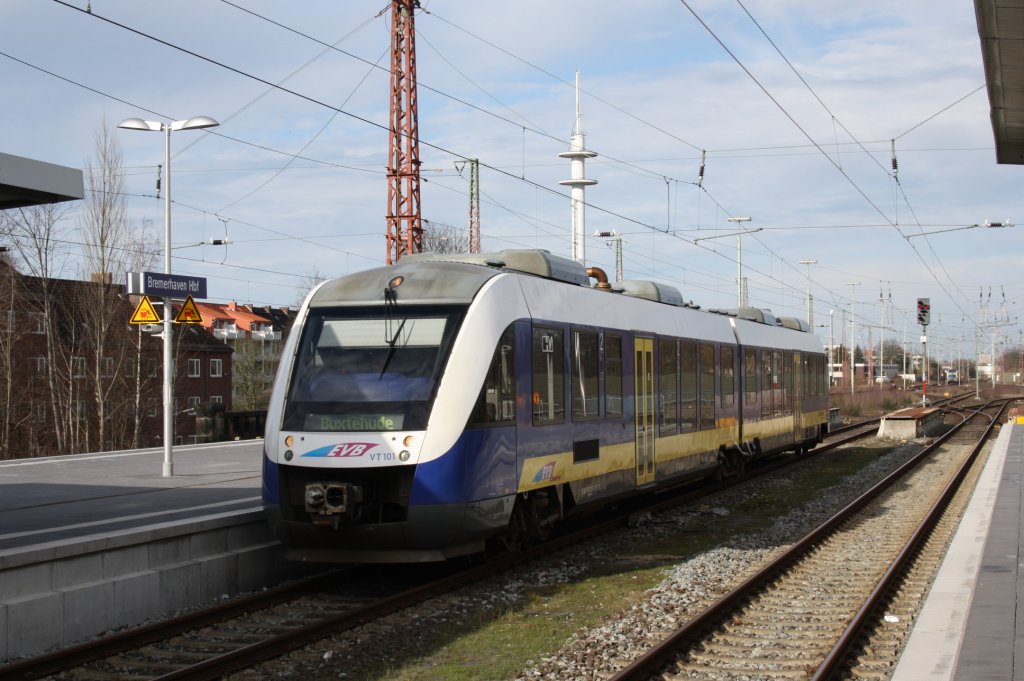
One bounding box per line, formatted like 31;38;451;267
0;249;22;455
78;121;138;451
3;202;76;453
422;220;470;254
294;268;328;308
126;217;158;448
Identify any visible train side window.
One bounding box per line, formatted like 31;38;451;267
658;338;678;435
785;352;795;414
761;349;772;418
773;350;784;417
572;330;600;421
680;340;697;432
815;352;823;395
744;348;758;405
720;346;735;407
532;326;565;424
605;334;623;417
699;343;716;429
804;354;812;397
469;325;516;427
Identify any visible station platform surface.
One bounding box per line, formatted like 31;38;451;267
893;416;1022;680
0;440;264;553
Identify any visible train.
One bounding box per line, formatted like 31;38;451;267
262;249;829;563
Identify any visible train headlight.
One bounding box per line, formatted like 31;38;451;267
284;450;294;461
284;435;295;448
403;435;414;447
399;450;411;462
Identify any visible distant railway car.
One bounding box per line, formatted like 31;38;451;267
262;250;828;562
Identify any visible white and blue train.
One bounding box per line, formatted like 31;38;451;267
262;250;829;562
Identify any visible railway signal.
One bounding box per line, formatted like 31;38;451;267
916;298;930;327
916;297;930;407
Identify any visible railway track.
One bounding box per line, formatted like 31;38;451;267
0;402;938;681
607;398;1009;681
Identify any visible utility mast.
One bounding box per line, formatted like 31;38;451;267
468;158;480;252
558;70;597;265
385;0;422;264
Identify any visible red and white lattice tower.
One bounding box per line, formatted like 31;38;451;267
385;0;422;264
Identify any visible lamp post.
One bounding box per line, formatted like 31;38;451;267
829;309;835;387
847;282;861;396
799;259;816;328
118;116;219;477
593;230;623;282
727;216;752;307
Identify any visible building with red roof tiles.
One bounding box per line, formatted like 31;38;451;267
188;300;295;410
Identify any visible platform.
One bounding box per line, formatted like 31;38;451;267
0;441;299;662
877;406;946;439
0;441;262;551
892;415;1021;680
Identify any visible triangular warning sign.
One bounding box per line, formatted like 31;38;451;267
174;295;203;324
129;296;160;324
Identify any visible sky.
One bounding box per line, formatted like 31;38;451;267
1;0;1020;365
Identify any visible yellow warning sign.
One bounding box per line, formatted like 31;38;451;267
174;295;203;324
129;296;160;325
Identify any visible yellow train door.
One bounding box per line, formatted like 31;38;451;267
635;337;656;485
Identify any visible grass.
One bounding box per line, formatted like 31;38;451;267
832;387;917;420
349;443;893;681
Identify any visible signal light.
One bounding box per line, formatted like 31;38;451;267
916;298;930;326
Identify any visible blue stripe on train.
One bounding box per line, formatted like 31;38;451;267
409;427;516;505
262;450;280;504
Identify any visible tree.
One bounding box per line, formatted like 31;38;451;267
422;220;470;254
0;252;23;454
79;121;137;451
1;202;77;453
294;268;327;308
231;341;268;411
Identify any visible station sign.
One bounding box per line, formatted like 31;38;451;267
127;271;207;299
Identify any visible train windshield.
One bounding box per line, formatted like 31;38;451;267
282;306;465;432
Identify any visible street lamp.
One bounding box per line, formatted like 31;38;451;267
799;259;817;328
593;229;622;280
847;282;861;396
118;116;219;477
828;309;835;387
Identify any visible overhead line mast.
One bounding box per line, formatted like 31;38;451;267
385;0;423;264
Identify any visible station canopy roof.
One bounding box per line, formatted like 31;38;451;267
0;152;84;209
976;0;1024;164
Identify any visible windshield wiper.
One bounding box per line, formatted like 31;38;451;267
379;317;407;379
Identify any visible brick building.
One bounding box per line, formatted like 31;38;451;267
0;263;233;457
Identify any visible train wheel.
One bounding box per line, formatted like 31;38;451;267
485;500;529;556
725;448;746;477
488;491;559;556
